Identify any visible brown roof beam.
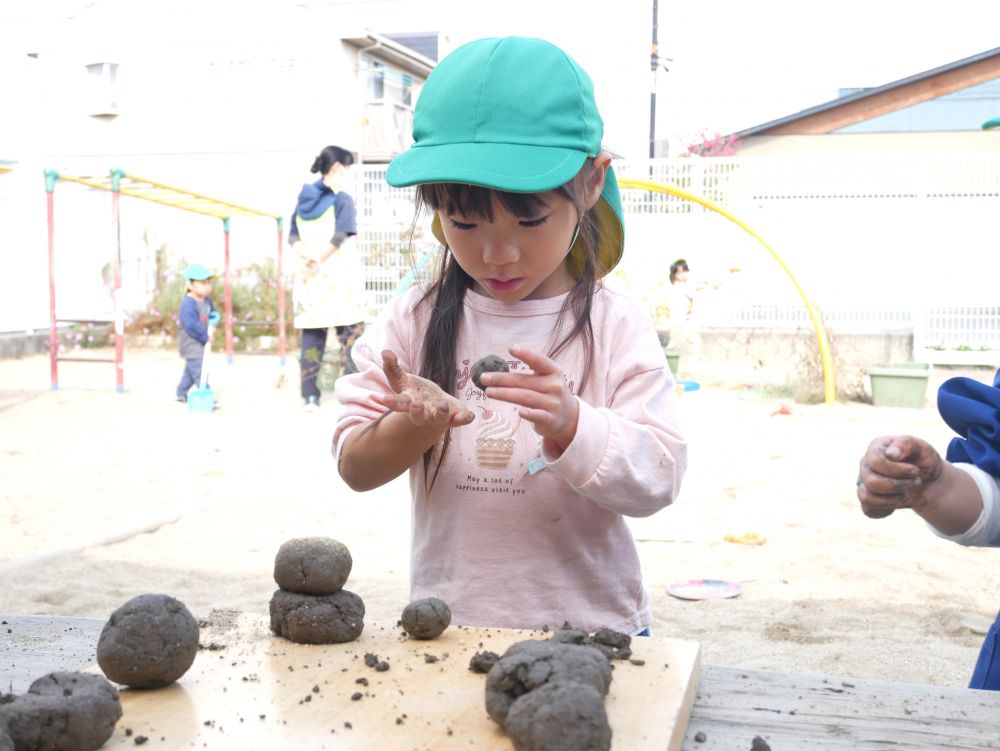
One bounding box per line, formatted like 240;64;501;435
760;55;1000;135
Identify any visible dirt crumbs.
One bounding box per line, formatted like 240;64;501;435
548;624;633;661
471;354;510;390
400;597;452;640
0;671;121;750
468;650;500;674
484;639;613;750
273;537;352;595
97;593;200;688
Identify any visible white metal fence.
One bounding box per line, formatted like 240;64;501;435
356;154;1000;365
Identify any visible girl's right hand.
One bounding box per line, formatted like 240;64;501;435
378;350;475;428
856;435;944;518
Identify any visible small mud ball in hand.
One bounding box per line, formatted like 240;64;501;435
471;354;510;391
273;537;353;595
400;597;452;640
97;593;200;688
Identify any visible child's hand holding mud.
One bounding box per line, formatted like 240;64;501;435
379;350;474;428
856;435;944;517
478;345;579;456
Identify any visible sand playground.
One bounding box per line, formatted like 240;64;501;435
1;347;998;689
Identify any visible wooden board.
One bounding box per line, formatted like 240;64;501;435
684;664;1000;750
91;612;700;750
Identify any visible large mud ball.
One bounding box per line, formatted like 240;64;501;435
97;593;200;689
400;597;452;640
485;640;613;727
273;537;352;595
0;671;122;751
269;588;365;644
504;681;612;751
471;354;510;391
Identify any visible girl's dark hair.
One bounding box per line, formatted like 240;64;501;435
669;258;689;284
411;161;603;487
311;145;356;175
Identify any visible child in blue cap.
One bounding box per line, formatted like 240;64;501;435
333;37;687;634
858;371;1000;690
176;263;220;403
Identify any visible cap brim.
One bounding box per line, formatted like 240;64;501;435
387;142;587;193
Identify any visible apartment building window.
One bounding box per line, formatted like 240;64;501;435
86;61;119;117
401;75;413;107
365;58;385;100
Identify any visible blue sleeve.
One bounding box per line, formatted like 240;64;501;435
289;212;300;244
333;192;358;237
179;297;209;344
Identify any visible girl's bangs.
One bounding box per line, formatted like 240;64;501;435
418;184;552;221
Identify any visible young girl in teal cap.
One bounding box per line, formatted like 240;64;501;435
334;37;687;634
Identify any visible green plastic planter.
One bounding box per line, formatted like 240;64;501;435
664;349;681;376
868;364;931;408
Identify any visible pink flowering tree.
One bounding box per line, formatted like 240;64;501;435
685;132;741;157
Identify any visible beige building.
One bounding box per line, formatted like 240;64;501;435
0;1;435;332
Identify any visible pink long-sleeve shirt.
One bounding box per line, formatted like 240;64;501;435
333;284;687;633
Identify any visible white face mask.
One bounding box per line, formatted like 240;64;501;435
323;163;354;193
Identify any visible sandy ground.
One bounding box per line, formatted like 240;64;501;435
1;347;998;689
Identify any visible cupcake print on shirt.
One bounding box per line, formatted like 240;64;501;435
475;405;520;470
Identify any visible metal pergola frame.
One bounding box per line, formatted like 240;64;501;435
44;168;285;391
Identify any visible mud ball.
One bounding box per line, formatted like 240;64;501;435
504;681;612;751
471;354;510;391
97;594;200;689
400;597;452;640
273;537;352;595
269;588;365;644
485;640;612;727
0;671;122;751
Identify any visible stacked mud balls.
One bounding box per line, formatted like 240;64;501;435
269;537;365;644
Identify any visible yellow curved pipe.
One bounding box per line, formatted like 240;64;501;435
619;177;836;404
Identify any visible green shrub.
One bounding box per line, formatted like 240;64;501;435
126;257;295;352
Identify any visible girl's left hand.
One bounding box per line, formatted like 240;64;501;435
480;345;579;456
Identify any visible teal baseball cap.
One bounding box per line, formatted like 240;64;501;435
183;263;214;281
386;36;625;276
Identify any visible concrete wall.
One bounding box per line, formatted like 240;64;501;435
673;328;915;403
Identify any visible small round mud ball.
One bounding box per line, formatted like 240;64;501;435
400;597;452;640
471;354;509;391
0;672;122;751
273;537;352;595
504;681;612;751
269;588;365;644
97;594;200;689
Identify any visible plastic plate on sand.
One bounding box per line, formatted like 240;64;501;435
667;579;742;601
